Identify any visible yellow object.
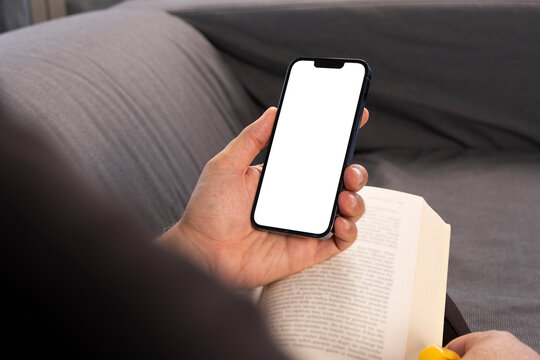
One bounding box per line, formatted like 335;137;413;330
419;345;461;360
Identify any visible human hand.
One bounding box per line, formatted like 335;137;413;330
446;331;540;360
158;107;369;288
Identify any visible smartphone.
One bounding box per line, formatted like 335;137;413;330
251;57;371;239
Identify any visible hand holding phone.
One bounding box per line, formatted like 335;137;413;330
161;105;369;288
252;58;371;238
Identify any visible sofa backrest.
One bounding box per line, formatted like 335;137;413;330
0;9;259;234
121;0;540;151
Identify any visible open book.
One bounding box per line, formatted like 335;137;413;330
256;186;451;360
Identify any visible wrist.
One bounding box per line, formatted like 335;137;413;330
156;221;211;274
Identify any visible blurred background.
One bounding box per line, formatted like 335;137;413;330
0;0;119;33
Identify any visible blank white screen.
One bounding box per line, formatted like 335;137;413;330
253;60;366;235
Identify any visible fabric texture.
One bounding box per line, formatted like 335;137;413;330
0;8;259;235
443;294;471;346
121;0;540;151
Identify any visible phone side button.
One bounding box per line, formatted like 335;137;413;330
355;114;363;136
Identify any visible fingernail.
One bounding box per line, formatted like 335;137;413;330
348;192;357;207
353;166;363;185
342;219;350;231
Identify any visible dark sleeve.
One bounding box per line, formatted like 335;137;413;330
0;120;287;360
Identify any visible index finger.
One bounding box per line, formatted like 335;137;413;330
359;108;369;128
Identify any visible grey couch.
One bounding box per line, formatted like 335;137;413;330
1;0;538;352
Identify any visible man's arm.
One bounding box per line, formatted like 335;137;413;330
1;118;287;359
158;107;370;288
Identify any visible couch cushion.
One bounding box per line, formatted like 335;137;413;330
120;0;540;151
353;148;540;351
0;9;259;235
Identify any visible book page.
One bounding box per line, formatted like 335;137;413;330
259;186;425;360
404;201;450;359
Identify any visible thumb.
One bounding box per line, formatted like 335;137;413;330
446;332;488;357
220;107;277;172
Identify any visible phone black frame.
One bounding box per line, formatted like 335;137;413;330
250;57;372;239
